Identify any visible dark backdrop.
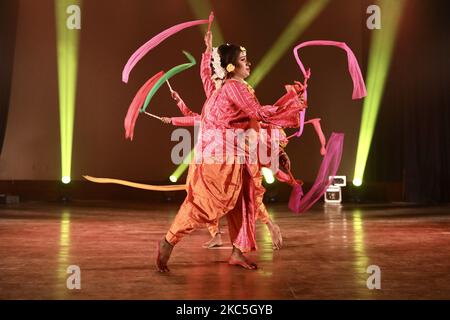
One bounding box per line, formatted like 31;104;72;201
0;1;19;155
1;0;449;202
364;0;450;202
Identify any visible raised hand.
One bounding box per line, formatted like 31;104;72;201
161;117;172;124
291;81;307;108
293;81;304;93
171;91;181;103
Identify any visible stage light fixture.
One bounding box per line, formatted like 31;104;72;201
325;175;347;204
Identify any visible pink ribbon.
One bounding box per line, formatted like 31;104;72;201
293;40;367;99
122;15;213;83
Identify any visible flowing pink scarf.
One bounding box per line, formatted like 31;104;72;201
289;133;344;214
287;41;366;213
122;14;213;83
124;71;164;140
293;40;367;138
122;13;214;139
293;40;367;99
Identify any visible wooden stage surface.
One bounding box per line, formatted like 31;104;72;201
1;201;449;299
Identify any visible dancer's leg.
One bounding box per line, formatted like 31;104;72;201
157;163;243;271
229;246;257;270
165;200;205;245
265;216;283;250
157;199;211;272
203;221;223;248
226;207;257;270
256;203;283;250
226;168;258;270
249;164;283;250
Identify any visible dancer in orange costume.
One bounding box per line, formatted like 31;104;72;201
156;30;306;272
164;91;297;249
163;87;306;250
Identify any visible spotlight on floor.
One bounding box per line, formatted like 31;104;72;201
352;178;362;187
261;167;275;184
62;176;71;184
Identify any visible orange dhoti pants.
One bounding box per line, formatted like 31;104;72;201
205;163;270;237
165;162;258;253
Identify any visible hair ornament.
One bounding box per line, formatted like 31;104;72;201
211;47;226;79
226;64;235;72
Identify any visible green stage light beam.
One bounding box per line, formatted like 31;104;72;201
353;0;405;187
55;0;81;184
247;0;329;87
169;149;194;183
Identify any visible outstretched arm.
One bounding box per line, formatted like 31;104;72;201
274;81;307;109
160;115;200;127
160;90;200;127
224;81;302;128
171;91;200;117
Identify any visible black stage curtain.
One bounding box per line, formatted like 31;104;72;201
0;1;19;155
365;0;450;203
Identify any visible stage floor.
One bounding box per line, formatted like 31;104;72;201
0;201;449;299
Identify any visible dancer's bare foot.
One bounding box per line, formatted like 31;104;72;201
267;219;283;250
202;232;223;249
228;246;257;270
156;238;173;272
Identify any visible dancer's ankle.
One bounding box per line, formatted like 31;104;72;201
265;218;274;228
163;237;174;248
232;245;243;256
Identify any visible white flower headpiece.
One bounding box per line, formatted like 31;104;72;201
211;47;226;80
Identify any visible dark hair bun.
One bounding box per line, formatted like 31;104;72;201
218;44;242;69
